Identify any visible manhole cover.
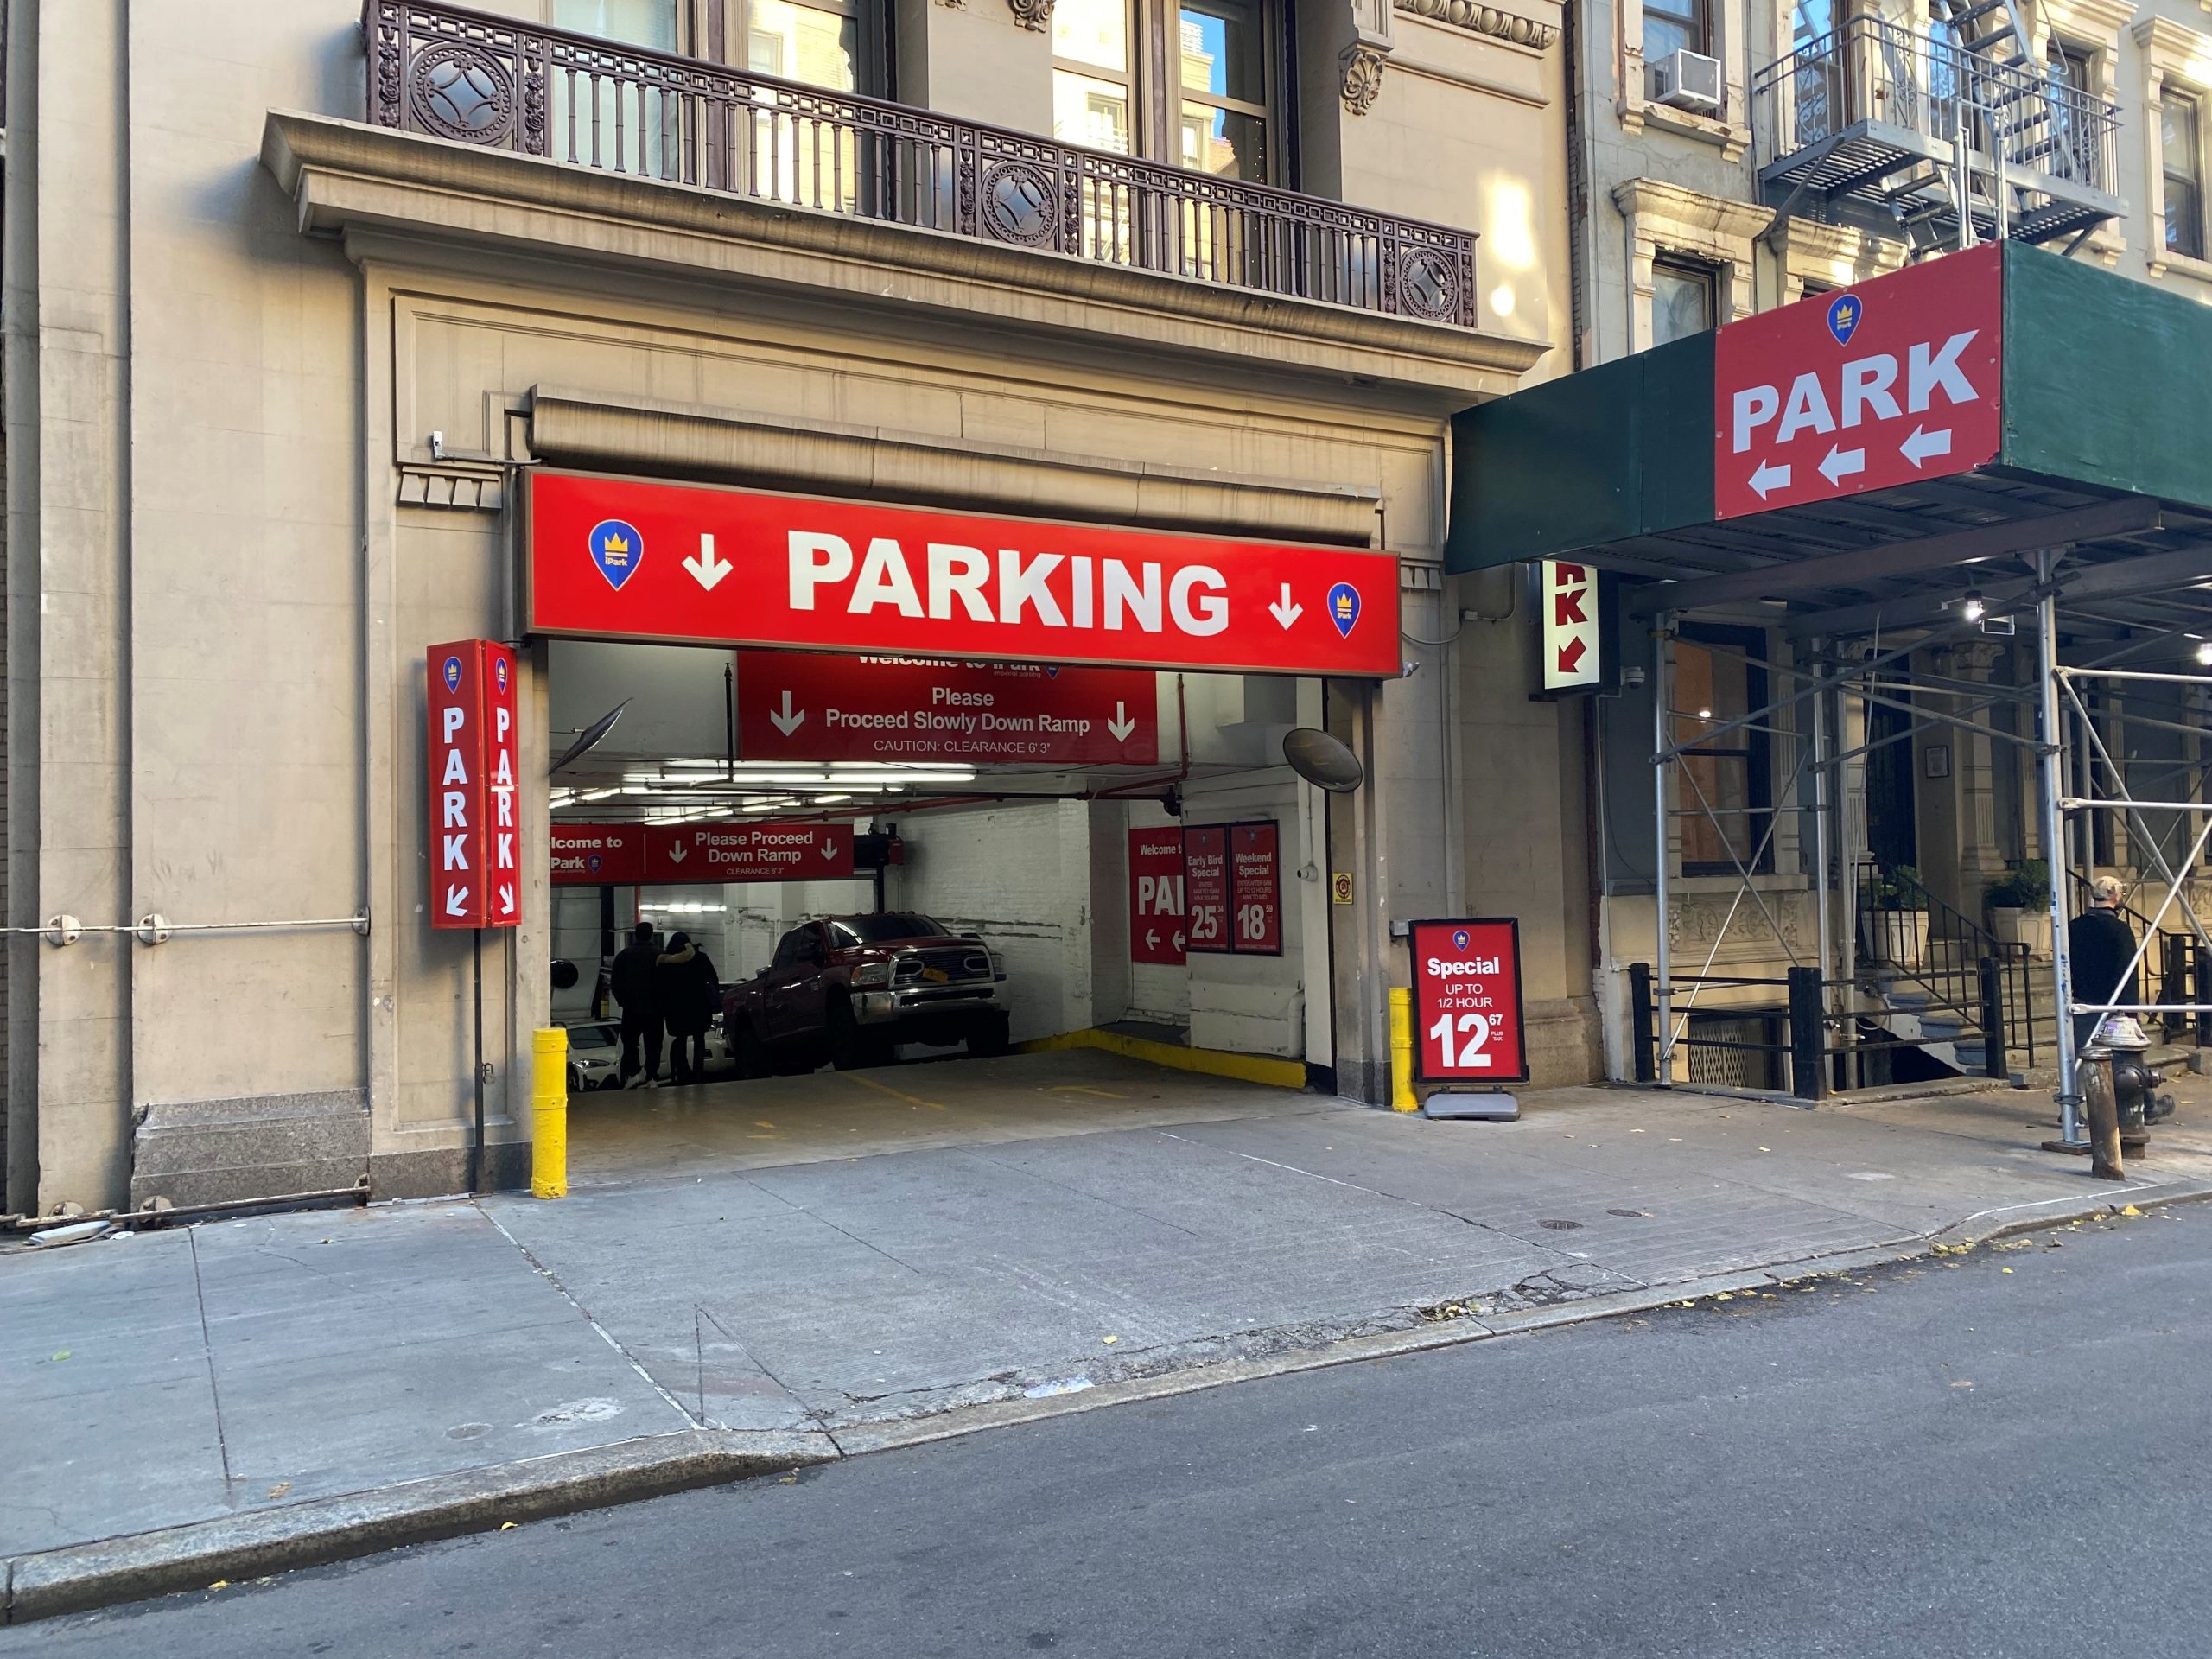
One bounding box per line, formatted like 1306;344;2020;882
1536;1218;1584;1231
1607;1208;1650;1218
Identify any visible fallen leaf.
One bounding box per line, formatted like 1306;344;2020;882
207;1580;230;1592
2000;1267;2014;1274
499;1522;517;1531
1102;1334;1119;1344
265;1482;291;1500
1758;1147;1772;1154
50;1351;71;1363
1950;1380;1973;1389
1715;1293;1734;1302
2120;1205;2142;1217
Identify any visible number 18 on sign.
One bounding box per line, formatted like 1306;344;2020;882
1411;919;1528;1084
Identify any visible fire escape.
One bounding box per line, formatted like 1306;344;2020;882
1752;0;2124;257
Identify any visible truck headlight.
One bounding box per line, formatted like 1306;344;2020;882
851;961;892;988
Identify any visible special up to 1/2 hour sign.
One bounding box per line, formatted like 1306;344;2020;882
427;640;520;930
527;472;1399;677
1410;918;1528;1084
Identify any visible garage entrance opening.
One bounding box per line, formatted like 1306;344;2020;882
545;640;1338;1177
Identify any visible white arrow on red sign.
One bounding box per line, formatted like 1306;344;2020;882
444;887;469;918
1900;425;1952;468
1748;460;1791;500
683;533;734;591
1268;583;1302;629
769;690;804;737
1818;445;1866;486
1107;702;1136;742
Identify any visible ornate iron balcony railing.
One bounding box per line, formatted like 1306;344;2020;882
365;0;1478;328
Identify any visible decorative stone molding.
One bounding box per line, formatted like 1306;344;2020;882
1340;43;1389;115
1392;0;1556;51
1007;0;1051;29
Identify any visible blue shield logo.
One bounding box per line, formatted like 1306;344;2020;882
586;854;603;874
441;655;463;694
1825;292;1861;347
588;518;645;590
1453;929;1470;951
494;658;510;693
1326;582;1362;639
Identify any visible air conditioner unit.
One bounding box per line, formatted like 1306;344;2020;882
1651;49;1724;115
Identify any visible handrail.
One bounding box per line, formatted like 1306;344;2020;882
363;0;1478;327
1753;17;2120;196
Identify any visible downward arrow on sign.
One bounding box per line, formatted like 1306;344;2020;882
1557;637;1587;675
667;841;689;864
769;690;805;737
1107;702;1136;742
1268;583;1303;629
444;887;469;918
820;841;838;861
498;883;515;917
683;533;734;591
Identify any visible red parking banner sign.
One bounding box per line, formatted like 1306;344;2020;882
1128;828;1186;965
1230;822;1282;955
528;472;1399;677
1411;918;1527;1084
550;822;646;887
427;640;520;930
737;652;1159;764
1714;242;2002;519
549;821;855;883
1184;826;1230;954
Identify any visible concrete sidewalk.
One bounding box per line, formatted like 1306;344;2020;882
8;1071;2212;1621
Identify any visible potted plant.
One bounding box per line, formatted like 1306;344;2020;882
1866;864;1931;969
1984;860;2053;958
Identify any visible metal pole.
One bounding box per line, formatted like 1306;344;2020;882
472;927;487;1195
1810;653;1834;1056
1652;618;1675;1087
2037;563;2086;1151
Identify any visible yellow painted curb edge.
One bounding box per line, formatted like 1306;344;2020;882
1015;1027;1307;1090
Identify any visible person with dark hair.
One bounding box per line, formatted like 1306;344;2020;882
656;930;722;1085
608;921;664;1088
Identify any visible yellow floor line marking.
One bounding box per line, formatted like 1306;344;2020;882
1050;1085;1127;1099
845;1071;946;1111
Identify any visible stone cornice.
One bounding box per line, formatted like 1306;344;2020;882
1394;0;1557;51
261;111;1551;404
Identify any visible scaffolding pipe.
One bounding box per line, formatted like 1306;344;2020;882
1811;654;1835;1053
2037;561;2086;1148
1652;618;1675;1087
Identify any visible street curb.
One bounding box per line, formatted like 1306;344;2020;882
0;1428;837;1626
834;1176;2212;1457
12;1178;2212;1625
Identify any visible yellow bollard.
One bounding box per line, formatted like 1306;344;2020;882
531;1027;569;1199
1388;986;1420;1113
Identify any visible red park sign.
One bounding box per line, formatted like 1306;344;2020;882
1714;242;2003;519
526;472;1399;677
426;640;520;930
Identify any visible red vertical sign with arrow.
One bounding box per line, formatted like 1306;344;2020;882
427;640;521;930
1128;829;1186;965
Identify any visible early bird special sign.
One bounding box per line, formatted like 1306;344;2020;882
1411;918;1528;1084
427;640;520;930
527;473;1400;677
1714;243;2003;519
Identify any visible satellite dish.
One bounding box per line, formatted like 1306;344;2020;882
550;700;629;778
1281;728;1364;793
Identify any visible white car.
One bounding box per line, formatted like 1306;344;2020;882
563;1020;625;1092
563;1017;728;1091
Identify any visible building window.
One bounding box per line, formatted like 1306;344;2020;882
2046;41;2098;182
1651;257;1718;346
1053;0;1276;181
1672;626;1773;877
1644;0;1711;63
2166;90;2207;261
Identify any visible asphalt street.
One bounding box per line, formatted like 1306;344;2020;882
12;1203;2211;1658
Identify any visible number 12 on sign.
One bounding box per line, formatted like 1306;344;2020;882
1427;1009;1494;1070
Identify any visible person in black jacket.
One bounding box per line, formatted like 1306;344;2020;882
2068;876;2140;1055
608;922;664;1088
656;931;722;1086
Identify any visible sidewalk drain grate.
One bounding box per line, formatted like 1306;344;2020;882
1537;1218;1584;1230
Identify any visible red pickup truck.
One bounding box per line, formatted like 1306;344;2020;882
721;912;1010;1073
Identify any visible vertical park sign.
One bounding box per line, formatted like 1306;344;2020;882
427;640;521;930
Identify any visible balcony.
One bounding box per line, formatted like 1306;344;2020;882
1752;20;2123;252
362;0;1478;332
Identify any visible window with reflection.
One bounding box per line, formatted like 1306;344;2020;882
2166;90;2206;260
1672;627;1774;876
1651;257;1718;346
1052;0;1279;181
